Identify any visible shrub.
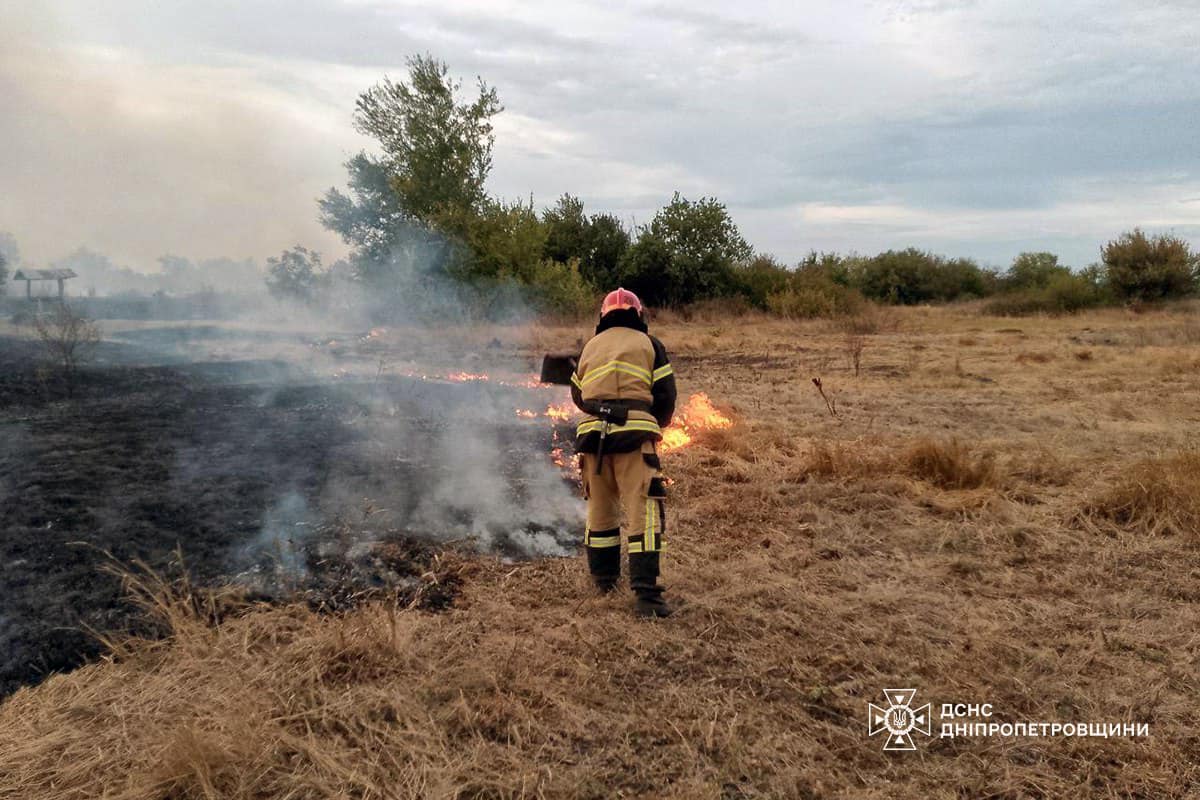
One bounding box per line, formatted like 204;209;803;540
851;248;993;304
1102;229;1198;302
983;271;1107;315
766;287;841;319
33;303;101;398
764;261;865;319
731;255;792;309
522;259;595;318
1003;252;1070;290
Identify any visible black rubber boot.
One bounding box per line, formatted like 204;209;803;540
630;551;672;618
586;528;621;593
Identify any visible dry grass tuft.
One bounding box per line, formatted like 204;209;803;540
1080;452;1200;536
803;437;999;492
902;438;997;490
802;439;894;479
1007;448;1077;487
833;304;901;335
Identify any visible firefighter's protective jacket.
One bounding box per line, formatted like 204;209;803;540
570;310;676;454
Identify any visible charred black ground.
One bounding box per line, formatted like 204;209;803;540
0;329;578;697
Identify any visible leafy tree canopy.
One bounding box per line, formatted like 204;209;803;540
619;193;752;306
354;54;502;225
266;246;325;304
1102;228;1197;301
541;195;631;290
1006;252;1068;290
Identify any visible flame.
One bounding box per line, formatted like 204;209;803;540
545;401;574;421
445;371;489;383
515;409;538;419
549;428;575;472
660;392;732;453
660;427;692;451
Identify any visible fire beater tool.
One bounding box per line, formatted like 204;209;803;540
539;353;629;474
539;353;579;386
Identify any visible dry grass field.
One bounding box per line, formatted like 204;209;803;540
2;303;1199;798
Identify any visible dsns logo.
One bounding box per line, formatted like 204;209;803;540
868;689;931;751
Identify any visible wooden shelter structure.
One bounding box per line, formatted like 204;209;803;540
13;269;77;300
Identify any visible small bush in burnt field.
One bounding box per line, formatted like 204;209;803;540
32;302;101;398
843;333;865;376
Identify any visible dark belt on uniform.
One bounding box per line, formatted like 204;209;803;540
588;398;653;414
583;399;655;474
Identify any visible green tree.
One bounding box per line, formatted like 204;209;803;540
0;251;7;294
584;213;631;289
619;193;753;307
447;198;547;283
618;232;674;306
266;246;325;303
1005;252;1068;290
320;155;418;264
353;54;502;224
1101;229;1197;301
542;194;589;264
319;56;501;291
541;195;630;290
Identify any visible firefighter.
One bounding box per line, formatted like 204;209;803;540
570;288;677;618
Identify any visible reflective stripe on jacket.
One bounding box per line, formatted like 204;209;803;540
570;325;676;454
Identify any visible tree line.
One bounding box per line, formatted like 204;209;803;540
232;54;1189;319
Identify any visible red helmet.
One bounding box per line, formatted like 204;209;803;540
600;287;643;316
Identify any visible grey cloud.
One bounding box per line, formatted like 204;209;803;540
640;3;810;48
47;0;419;68
2;0;1198;271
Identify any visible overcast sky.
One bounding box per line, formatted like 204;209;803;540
2;0;1198;271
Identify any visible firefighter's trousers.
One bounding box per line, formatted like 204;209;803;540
580;441;666;596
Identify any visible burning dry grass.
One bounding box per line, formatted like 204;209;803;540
3;304;1200;797
660;391;733;452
